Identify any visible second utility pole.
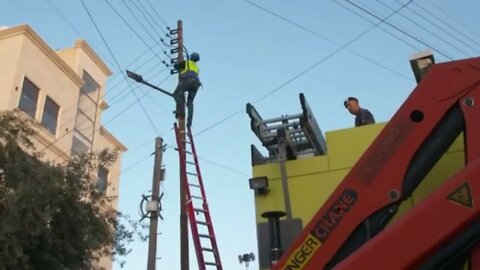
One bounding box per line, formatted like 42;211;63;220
176;19;189;270
147;137;164;270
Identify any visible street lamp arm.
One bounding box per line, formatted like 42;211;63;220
126;70;174;98
141;80;174;98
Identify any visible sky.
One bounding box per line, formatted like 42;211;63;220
1;0;480;269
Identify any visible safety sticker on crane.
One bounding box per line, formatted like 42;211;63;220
447;182;473;208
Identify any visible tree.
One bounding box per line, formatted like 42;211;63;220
0;110;137;269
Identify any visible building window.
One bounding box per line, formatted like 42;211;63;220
81;71;100;96
41;96;59;134
96;166;109;194
18;78;39;118
71;131;90;155
72;71;99;155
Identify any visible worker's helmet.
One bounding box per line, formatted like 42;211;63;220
190;52;200;62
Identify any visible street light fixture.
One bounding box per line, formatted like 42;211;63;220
249;176;269;195
409;50;435;84
239;252;255;269
126;70;174;97
126;70;144;83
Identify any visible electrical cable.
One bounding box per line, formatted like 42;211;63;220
425;0;480;40
103;0;169;66
342;0;453;60
81;0;161;136
195;0;414;137
400;0;480;55
412;1;480;50
145;0;170;29
375;0;471;57
243;0;414;79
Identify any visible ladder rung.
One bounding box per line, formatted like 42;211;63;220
196;220;210;226
205;262;219;266
194;208;207;213
199;234;212;238
191;195;203;200
187;172;198;176
176;148;192;155
189;183;200;188
202;247;214;252
186;161;195;165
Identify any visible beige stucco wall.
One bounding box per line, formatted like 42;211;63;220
0;34;22;110
0;25;125;270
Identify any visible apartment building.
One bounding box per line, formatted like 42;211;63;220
0;24;126;270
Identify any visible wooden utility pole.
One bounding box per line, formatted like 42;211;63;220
176;20;189;270
147;137;164;270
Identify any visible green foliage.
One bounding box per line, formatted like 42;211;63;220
0;110;141;269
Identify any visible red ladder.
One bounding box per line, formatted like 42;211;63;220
174;123;223;270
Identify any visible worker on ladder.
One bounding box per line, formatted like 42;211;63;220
173;52;201;128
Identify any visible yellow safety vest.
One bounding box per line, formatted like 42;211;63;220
180;60;199;76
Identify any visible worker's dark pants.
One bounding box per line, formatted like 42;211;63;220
173;76;200;127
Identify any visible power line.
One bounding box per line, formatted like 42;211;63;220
107;42;166;91
45;0;172;103
194;109;243;137
145;0;170;29
399;0;480;55
108;64;165;106
39;51;170;154
64;40;166;114
81;0;161;135
110;152;154;179
412;1;480;50
130;0;163;38
425;0;480;40
119;0;161;45
39;72;171;154
135;0;169;37
39;58;171;154
110;141;250;182
194;0;414;137
252;0;411;104
44;0;82;37
42;0;117;71
107;48;152;88
342;0;453;60
332;0;420;52
40;77;168;155
118;0;175;60
165;145;249;177
103;0;170;66
243;0;413;80
108;68;169;109
104;74;171;125
45;0;170;110
108;65;170;106
42;0;240;173
40;79;172;154
196;156;249;177
375;0;471;57
196;1;412;137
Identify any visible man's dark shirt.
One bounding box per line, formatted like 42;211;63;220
355;108;375;127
